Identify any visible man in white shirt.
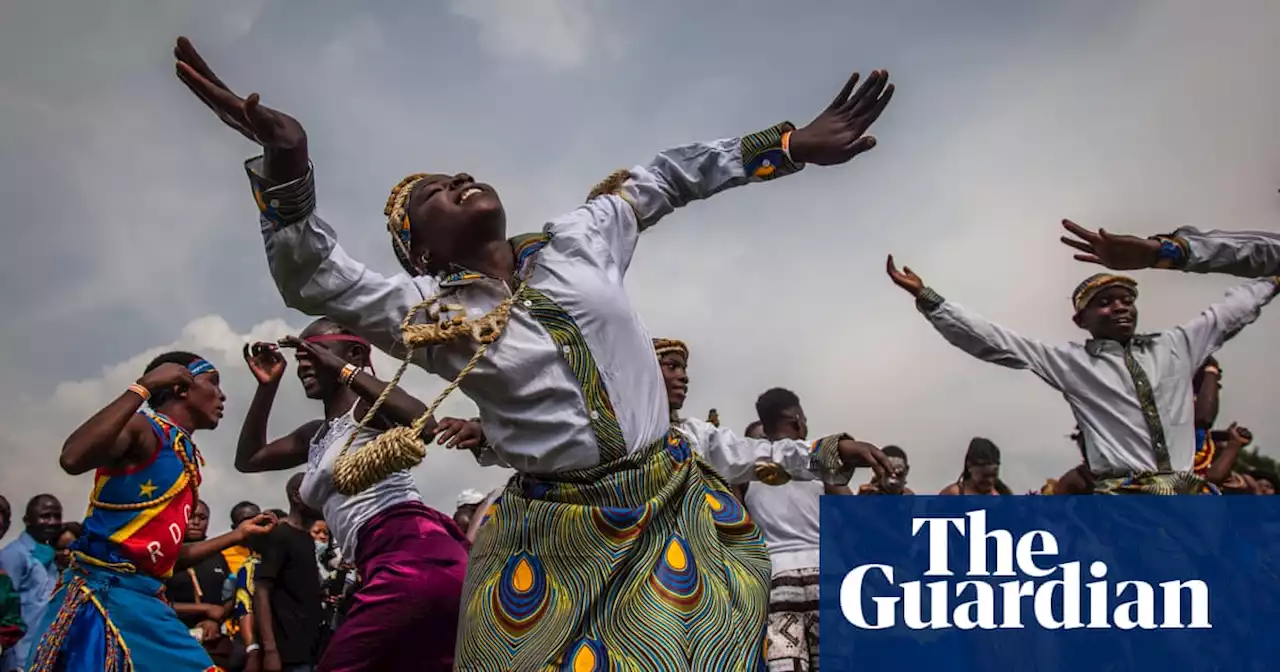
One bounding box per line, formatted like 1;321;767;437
886;253;1278;494
743;388;826;672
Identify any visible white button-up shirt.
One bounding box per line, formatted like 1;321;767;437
250;127;803;476
918;278;1278;475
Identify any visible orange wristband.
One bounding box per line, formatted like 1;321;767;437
127;383;151;401
781;130;793;160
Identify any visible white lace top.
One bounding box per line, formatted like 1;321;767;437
298;405;422;556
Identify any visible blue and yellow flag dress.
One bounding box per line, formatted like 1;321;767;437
28;409;218;672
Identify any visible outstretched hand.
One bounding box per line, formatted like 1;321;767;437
434;417;486;450
243;342;287;386
838;439;896;481
885;254;924;297
174;37;308;180
1059;219;1161;270
788;70;895;166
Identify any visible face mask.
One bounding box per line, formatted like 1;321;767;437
31;541;56;567
314;539;329;560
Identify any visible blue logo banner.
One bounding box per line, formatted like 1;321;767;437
819;496;1280;671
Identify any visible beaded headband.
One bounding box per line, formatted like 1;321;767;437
1071;273;1138;313
652;338;688;360
384;173;447;276
187;359;216;377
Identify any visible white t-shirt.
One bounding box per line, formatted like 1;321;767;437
298;405;422;556
744;480;822;575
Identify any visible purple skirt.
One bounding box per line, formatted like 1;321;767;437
317;501;469;672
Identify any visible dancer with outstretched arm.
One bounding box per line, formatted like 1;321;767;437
175;35;894;669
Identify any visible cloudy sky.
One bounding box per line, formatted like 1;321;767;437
2;0;1278;542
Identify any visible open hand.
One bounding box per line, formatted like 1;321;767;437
1059;219;1161;270
137;363;195;396
174;37;308;180
243;342;287;386
885;255;924;297
435;417;485;450
235;512;277;541
788;70;895;166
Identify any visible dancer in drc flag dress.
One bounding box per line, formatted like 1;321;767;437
30;353;276;672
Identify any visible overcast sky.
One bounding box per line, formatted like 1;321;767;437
2;0;1278;542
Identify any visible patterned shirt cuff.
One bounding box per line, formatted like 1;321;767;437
741;122;803;181
1149;234;1190;269
915;287;945;313
244;156;317;231
810;433;854;486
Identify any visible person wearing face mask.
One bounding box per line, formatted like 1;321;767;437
0;494;62;672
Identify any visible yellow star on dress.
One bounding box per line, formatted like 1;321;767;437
138;480;157;498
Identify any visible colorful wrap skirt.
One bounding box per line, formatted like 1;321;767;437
457;430;772;671
1093;471;1219;495
28;554;217;672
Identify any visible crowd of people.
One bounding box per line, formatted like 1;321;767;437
0;35;1276;672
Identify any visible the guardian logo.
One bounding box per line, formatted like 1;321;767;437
840;510;1210;631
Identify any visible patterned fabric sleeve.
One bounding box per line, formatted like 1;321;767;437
578;123;804;273
232;559;257;620
245;156;441;364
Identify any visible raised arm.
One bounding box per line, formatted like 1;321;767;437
679;417;893;487
176;514;275;572
580;70;894;271
236;343;315;473
887;256;1072;390
1060;219;1280;278
174;37;434;360
60;363;193;475
1167;277;1279;366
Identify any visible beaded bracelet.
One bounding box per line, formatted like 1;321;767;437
127;383;151;401
338;364;358;386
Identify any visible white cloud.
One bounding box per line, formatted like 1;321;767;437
0;315;510;545
448;0;622;71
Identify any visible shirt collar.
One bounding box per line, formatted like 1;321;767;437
438;233;552;288
1084;333;1157;357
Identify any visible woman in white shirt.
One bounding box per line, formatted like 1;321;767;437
235;318;469;671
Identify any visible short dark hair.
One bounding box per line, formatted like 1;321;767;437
230;501;260;526
755;388;801;436
882;445;908;462
744;420;763;435
61;521;84;537
143;351;205;409
267;508;288;519
25;494;60;519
